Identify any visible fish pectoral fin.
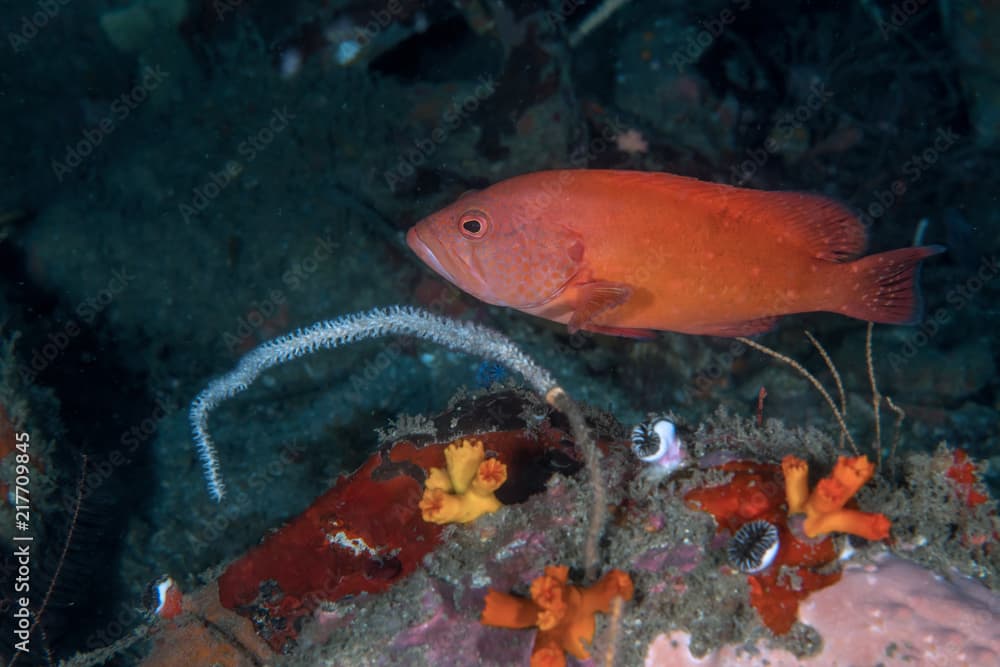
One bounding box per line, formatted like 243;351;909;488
697;316;780;337
567;281;634;334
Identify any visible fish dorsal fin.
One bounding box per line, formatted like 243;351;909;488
583;172;866;261
767;193;867;262
723;190;867;262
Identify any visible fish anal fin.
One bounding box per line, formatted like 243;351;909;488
578;323;658;339
697;316;780;337
567;281;634;334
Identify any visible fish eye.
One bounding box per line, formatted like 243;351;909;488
459;211;490;239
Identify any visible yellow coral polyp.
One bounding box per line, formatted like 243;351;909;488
781;454;890;541
419;438;507;524
781;455;810;514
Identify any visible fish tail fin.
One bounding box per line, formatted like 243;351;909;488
838;245;946;324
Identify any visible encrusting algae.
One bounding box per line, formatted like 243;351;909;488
419;438;508;524
782;454;891;540
481;565;634;667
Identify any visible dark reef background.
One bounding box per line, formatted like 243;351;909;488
0;0;998;663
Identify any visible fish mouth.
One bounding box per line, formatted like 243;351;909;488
407;226;458;285
407;225;494;299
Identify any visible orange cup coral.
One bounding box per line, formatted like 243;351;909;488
419;438;507;524
481;565;634;667
781;454;890;541
684;461;843;635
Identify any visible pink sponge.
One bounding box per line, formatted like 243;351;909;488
645;552;1000;666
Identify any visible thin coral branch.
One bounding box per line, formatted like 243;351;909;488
546;387;603;582
866;322;882;466
756;386;767;427
885;395;905;472
736;336;859;454
601;594;625;667
58;623;151;667
9;455;87;667
804;330;846;450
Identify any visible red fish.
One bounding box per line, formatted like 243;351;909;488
406;170;944;337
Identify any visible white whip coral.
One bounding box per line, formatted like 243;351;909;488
190;305;610;580
189;305;559;501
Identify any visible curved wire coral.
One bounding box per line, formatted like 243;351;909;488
190;306;557;501
189;305;608;578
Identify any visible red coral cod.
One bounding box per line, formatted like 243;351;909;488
406;170;944;338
